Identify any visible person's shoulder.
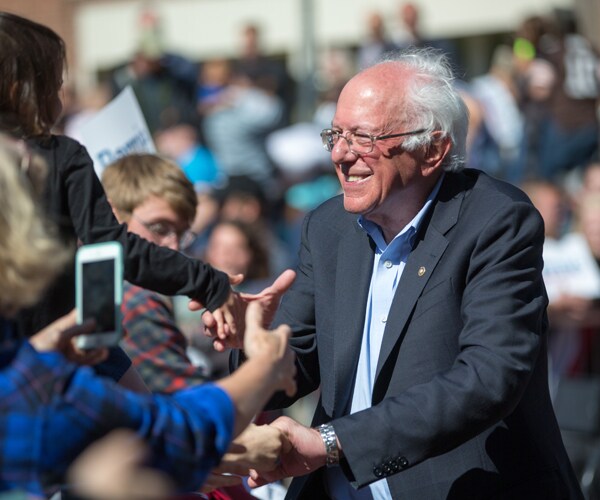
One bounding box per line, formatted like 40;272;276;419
54;135;92;161
29;134;84;153
447;169;542;232
454;168;532;206
306;194;355;230
28;134;90;169
310;193;345;216
298;194;365;247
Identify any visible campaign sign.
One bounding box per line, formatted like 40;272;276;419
78;86;156;178
543;232;600;302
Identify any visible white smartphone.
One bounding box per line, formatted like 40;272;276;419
75;241;124;349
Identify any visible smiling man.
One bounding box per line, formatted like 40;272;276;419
229;47;583;499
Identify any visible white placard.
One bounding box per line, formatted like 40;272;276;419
543;232;600;302
78;86;156;178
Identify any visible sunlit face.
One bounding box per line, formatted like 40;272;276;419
331;65;426;230
125;195;190;251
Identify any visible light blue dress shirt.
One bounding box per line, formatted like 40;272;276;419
326;176;443;500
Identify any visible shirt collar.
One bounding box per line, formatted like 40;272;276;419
358;173;445;251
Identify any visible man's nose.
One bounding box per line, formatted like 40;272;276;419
331;136;355;163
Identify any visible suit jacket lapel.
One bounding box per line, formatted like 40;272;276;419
374;174;465;384
330;222;374;418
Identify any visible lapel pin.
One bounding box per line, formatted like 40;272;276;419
418;266;426;277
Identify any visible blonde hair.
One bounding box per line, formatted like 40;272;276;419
101;154;197;225
0;137;71;316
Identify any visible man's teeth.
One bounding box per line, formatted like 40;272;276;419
347;175;364;182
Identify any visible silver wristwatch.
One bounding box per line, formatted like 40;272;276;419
317;423;340;466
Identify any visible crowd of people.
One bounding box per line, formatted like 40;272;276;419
0;1;599;499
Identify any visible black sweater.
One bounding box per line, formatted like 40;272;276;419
17;135;229;338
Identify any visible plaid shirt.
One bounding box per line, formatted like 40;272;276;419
120;283;208;393
0;329;233;497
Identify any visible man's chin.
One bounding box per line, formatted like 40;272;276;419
342;195;368;215
342;202;362;215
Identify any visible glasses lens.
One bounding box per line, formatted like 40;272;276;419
349;133;373;154
321;130;336;151
147;222;172;238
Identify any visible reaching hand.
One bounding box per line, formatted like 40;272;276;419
244;301;297;398
219;423;285;473
239;269;297;330
247;416;327;488
213;299;296;441
201;269;297;352
29;309;108;365
188;273;244;349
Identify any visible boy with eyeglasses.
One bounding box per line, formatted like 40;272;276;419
101;153;218;392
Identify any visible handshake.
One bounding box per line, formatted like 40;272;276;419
203;417;331;494
201;270;335;494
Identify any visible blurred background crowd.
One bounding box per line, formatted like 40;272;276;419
2;0;600;497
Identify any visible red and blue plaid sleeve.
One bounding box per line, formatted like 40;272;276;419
121;284;208;393
0;341;234;497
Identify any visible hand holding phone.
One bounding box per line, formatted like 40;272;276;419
29;309;108;365
75;241;124;349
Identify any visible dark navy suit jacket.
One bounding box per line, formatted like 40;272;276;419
236;169;583;499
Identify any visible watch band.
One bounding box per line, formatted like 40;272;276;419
317;423;340;466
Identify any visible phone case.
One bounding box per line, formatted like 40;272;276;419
75;241;124;349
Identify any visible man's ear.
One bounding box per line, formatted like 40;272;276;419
422;133;451;177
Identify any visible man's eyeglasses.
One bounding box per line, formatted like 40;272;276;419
131;214;197;250
320;128;427;155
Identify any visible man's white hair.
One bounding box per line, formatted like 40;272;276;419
376;47;469;172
